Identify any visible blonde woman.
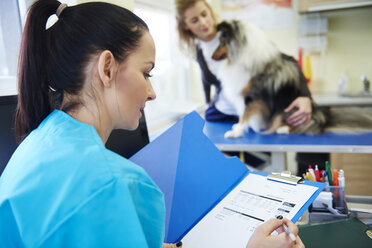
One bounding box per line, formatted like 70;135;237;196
176;0;312;126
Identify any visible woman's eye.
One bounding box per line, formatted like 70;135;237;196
144;72;153;79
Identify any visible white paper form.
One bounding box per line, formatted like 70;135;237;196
182;173;318;248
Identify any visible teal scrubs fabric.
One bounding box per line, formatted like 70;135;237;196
0;110;165;247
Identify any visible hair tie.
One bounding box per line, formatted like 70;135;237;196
49;85;57;92
56;3;67;18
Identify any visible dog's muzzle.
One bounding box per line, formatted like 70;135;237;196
212;43;228;61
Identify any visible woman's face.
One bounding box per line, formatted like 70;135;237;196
183;1;216;41
112;31;156;130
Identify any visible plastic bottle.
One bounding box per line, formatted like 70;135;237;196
338;71;348;96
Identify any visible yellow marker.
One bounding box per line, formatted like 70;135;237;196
307;171;315;181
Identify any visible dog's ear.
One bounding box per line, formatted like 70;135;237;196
216;21;235;41
216;21;233;33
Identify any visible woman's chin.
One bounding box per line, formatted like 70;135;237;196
127;121;140;131
117;119;139;131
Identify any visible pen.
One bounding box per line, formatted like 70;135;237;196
276;215;296;242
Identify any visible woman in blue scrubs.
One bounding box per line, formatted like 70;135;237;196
0;1;303;247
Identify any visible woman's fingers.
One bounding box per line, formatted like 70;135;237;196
282;218;299;236
257;218;284;236
162;242;182;248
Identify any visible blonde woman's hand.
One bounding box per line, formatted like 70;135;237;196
246;218;305;248
284;97;312;126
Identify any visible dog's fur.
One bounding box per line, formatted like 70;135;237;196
211;20;372;138
212;20;326;138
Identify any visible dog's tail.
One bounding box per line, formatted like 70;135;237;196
323;107;372;133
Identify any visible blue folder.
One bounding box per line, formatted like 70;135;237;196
130;111;325;243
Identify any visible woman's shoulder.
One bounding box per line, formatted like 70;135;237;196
100;148;159;189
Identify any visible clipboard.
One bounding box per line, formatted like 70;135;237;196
255;170;324;223
130;111;325;243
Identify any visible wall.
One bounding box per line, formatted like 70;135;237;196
218;1;372;95
265;2;372;94
313;7;372;94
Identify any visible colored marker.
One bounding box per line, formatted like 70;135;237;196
323;171;329;187
325;161;333;186
320;170;325;182
307;171;315;181
333;170;339;186
314;165;321;182
308;165;316;180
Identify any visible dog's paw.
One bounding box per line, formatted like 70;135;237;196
276;125;290;134
224;129;244;138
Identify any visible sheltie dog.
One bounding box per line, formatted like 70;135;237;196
211;20;329;138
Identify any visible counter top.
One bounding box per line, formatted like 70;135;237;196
313;93;372;107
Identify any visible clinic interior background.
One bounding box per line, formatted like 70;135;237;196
1;0;372;188
1;0;371;132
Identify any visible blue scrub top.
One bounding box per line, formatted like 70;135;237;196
0;110;165;247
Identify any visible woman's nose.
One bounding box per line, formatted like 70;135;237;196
200;17;208;27
147;83;156;101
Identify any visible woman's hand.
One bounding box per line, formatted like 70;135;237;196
284;97;312;126
162;242;182;248
246;218;305;248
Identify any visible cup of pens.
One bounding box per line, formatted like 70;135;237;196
323;185;347;213
304;161;348;218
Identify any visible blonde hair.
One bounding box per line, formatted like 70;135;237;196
175;0;217;55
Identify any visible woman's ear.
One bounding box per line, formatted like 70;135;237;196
97;50;116;88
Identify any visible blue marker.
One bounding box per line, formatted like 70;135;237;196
323;171;329;187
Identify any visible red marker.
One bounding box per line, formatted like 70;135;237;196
314;165;321;182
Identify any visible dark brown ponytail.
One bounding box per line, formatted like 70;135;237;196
15;0;148;142
16;0;60;142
